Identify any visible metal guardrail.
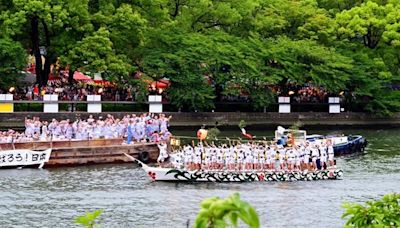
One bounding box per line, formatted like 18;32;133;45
0;100;161;104
1;98;368;113
0;100;337;105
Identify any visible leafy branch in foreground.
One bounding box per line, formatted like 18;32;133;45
194;193;260;228
75;210;103;228
342;193;400;227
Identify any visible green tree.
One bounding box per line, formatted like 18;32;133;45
65;27;132;82
0;0;94;86
0;38;27;90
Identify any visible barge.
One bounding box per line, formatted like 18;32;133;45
0;139;159;168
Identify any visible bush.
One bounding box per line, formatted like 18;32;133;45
342;193;400;227
75;210;103;228
194;193;260;228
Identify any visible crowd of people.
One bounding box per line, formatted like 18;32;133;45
219;84;336;104
276;84;333;103
0;113;172;144
167;140;335;172
3;81;139;102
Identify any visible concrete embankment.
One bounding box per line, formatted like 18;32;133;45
0;112;399;129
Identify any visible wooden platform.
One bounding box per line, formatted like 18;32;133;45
0;139;159;167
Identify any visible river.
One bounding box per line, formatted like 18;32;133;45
0;128;399;227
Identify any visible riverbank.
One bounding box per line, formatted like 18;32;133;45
1;112;399;130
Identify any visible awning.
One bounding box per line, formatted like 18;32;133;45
74;71;93;82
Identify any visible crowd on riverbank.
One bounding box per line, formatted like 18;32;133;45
2;82;139;102
0;113;172;144
167;140;335;172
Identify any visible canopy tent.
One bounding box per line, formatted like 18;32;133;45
151;79;170;89
73;71;93;82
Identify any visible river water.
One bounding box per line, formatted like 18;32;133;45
0;128;399;228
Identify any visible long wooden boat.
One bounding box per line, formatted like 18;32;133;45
0;139;159;167
125;154;343;182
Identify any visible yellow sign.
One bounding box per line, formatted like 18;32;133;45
0;103;13;112
170;138;181;146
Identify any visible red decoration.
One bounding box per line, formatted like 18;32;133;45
243;133;253;139
148;171;156;180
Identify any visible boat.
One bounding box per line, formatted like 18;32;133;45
307;134;367;156
275;127;367;156
0;148;52;169
0;139;159;167
124;153;343;182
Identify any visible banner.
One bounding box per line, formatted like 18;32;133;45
0;149;52;167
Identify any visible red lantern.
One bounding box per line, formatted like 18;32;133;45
197;129;208;140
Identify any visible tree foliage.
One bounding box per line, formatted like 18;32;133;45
1;0;400;113
0;38;27;90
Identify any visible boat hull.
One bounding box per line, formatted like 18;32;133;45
143;167;343;182
124;152;343;182
333;135;367;156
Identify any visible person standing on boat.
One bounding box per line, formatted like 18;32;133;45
65;121;74;140
87;115;95;124
184;144;194;170
277;145;285;170
319;142;328;170
194;142;204;170
104;122;113;139
298;144;306;170
53;122;62;139
137;119;146;142
216;145;224;169
40;122;49;141
157;141;169;165
33;119;41;136
48;119;57;137
268;145;275;170
287;147;296;171
327;140;335;167
311;144;320;170
160;114;172;133
304;143;311;170
117;120;126;138
126;120;134;144
294;146;301;171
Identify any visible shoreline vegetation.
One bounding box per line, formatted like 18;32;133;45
75;193;400;228
2;1;400;115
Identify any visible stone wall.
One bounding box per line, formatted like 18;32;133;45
0;112;399;129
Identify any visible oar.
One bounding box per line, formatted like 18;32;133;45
123;153;148;169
